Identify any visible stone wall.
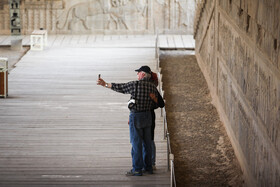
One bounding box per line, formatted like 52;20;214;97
0;0;195;35
194;0;280;186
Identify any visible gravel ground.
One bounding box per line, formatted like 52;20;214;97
160;50;244;187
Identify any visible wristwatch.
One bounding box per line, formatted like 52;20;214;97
105;83;108;88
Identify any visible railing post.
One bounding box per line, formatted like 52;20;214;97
155;34;158;60
170;154;174;187
173;164;177;187
167;132;170;171
164;114;166;140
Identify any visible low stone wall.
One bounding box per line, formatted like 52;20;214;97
0;0;195;35
194;0;279;186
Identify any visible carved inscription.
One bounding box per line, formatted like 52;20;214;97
245;46;258;114
208;18;216;87
218;14;280;153
199;17;216;88
196;1;280;185
229;84;238;136
218;16;234;69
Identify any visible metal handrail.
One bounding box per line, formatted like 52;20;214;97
155;33;176;187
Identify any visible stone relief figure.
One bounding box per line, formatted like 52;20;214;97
175;0;195;31
105;0;148;30
135;0;148;17
56;0;148;31
107;0;131;30
176;0;188;27
156;0;167;6
56;2;104;31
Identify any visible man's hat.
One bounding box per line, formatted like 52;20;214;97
135;66;151;74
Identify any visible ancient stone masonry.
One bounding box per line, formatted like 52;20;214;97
194;0;280;186
0;0;195;34
0;0;8;10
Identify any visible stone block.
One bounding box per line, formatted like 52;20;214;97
10;39;22;51
229;83;239;136
245;47;258;113
278;47;280;70
232;0;241;7
255;0;263;26
238;6;247;32
217;59;229;115
266;0;275;34
275;0;280;39
195;1;280;185
230;2;242;30
249;18;258;44
219;0;232;13
240;0;248;13
247;0;258;19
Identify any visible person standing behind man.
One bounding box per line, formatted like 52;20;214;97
138;66;165;170
149;70;165;170
97;66;157;176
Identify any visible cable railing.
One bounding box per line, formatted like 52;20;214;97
155;31;176;187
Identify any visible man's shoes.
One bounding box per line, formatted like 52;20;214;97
126;169;142;176
142;169;153;174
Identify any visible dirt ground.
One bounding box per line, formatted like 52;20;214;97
160;50;244;187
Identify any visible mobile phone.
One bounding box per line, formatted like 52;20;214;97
98;74;101;79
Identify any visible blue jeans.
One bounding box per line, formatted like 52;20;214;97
143;111;156;165
151;111;156;165
129;111;153;172
143;140;156;166
151;140;156;165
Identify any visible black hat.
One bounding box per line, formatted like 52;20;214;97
135;66;151;74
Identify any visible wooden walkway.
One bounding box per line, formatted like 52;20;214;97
0;34;195;49
0;39;170;186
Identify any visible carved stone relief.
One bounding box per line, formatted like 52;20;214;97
195;0;280;185
176;0;194;31
55;0;150;32
0;0;195;34
9;0;22;36
24;0;63;9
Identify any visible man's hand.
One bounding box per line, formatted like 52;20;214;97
97;78;106;87
149;93;158;103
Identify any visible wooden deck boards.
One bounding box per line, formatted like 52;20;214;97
158;35;195;49
0;46;170;186
0;34;195;49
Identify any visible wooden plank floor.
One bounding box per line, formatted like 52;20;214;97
158;35;195;49
0;44;170;186
0;34;195;49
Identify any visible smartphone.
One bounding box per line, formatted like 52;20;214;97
98;74;101;79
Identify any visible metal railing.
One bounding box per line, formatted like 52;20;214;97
155;32;176;187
